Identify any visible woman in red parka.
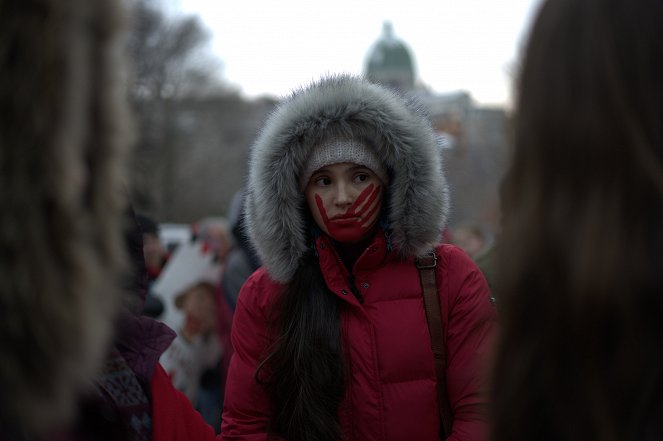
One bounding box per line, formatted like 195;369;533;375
220;76;497;441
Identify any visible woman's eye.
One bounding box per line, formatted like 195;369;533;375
315;177;331;186
354;174;369;183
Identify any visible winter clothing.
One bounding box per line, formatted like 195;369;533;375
300;138;389;189
222;248;257;309
245;75;448;284
76;218;168;441
151;365;217;440
223;238;494;441
222;75;496;440
109;209;225;441
72;209;222;441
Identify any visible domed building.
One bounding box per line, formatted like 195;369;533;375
363;21;470;139
363;23;510;238
364;22;417;92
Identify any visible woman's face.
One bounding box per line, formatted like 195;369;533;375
304;162;383;243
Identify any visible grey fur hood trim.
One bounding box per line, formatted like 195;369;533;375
246;75;449;282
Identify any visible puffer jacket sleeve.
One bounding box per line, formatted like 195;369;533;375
151;363;218;441
438;245;497;441
220;269;283;441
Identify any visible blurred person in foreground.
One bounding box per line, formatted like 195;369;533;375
0;0;129;436
0;0;218;439
490;0;663;440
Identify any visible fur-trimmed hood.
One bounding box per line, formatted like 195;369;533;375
245;75;449;282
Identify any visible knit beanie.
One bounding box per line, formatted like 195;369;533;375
300;139;389;189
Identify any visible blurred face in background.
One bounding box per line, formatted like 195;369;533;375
176;282;217;340
453;226;486;258
143;232;167;270
199;224;232;264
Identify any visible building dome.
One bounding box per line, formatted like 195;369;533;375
365;22;416;91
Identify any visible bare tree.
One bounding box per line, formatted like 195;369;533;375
125;0;226;217
126;0;222;100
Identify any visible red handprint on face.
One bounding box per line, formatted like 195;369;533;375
315;184;381;243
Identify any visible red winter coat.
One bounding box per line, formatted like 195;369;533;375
220;232;496;441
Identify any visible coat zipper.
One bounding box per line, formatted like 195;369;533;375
347;274;364;304
324;238;365;304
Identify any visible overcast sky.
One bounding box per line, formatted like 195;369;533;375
166;0;544;108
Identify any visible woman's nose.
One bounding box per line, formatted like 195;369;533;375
334;182;353;206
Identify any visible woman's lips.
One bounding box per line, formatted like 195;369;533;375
330;216;360;223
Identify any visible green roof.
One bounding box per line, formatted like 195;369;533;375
365;22;416;90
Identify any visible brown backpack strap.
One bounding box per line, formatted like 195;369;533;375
416;251;453;439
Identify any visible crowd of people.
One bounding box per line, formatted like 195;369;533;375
1;0;661;440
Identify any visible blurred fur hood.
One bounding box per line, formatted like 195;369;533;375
245;75;449;283
0;0;130;436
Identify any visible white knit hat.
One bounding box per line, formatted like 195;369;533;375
300;139;388;188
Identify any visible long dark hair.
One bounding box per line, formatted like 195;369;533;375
491;0;663;440
256;250;346;441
